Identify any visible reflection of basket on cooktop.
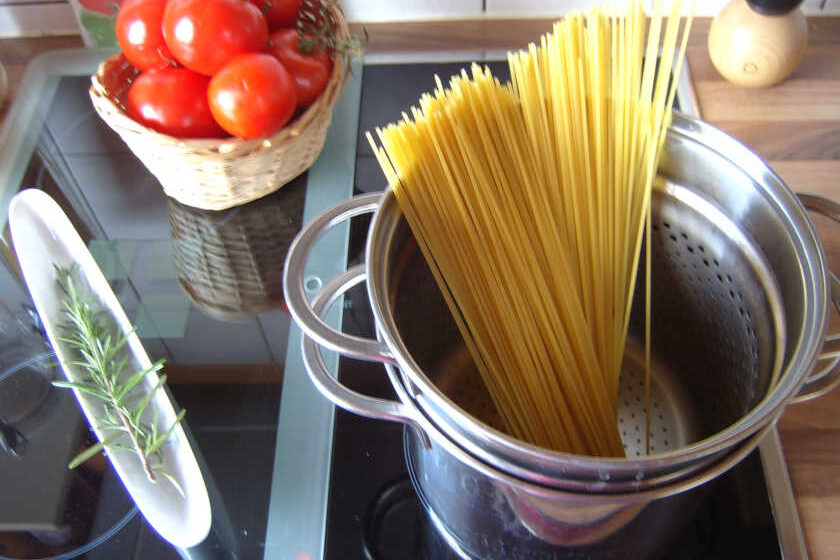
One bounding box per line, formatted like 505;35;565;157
168;178;305;320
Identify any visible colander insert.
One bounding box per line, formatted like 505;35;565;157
388;179;785;465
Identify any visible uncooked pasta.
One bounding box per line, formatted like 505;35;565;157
369;0;693;457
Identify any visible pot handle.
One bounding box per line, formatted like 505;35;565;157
301;264;425;434
283;193;394;363
791;193;840;403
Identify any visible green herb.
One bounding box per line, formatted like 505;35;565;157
52;264;185;495
297;0;368;57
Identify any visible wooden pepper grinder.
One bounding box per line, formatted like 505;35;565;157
708;0;807;87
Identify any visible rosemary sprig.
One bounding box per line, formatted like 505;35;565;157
52;265;185;495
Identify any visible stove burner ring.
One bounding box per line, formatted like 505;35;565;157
362;475;417;560
362;474;485;560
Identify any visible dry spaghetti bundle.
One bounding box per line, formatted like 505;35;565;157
369;1;693;457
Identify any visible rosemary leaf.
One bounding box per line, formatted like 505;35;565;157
68;443;105;469
99;419;130;432
148;408;187;456
115;359;164;403
52;380;110;399
149;402;160;446
67;436;117;469
151;464;185;497
132;375;166;427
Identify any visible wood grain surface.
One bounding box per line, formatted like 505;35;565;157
686;19;840;560
1;15;838;559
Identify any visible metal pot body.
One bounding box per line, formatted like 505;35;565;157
297;262;778;553
384;346;775;556
362;112;835;489
403;423;732;560
282;113;840;551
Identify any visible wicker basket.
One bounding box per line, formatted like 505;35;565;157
89;4;350;211
168;178;305;320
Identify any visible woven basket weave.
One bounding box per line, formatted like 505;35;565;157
168;177;305;320
89;4;350;211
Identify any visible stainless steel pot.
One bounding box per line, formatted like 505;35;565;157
402;417;773;559
283;113;840;552
299;261;779;555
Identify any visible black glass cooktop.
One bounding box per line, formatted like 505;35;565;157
0;53;803;560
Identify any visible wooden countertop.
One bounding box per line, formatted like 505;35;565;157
685;18;840;560
1;14;838;559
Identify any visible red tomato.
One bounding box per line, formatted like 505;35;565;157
126;67;227;139
162;0;269;76
208;53;297;139
267;28;333;108
116;0;174;71
248;0;301;29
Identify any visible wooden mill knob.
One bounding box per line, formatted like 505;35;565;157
708;0;807;88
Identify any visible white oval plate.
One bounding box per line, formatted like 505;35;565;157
9;189;211;548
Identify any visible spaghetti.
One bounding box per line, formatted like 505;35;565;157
369;0;693;457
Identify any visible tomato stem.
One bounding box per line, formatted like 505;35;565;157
295;0;366;57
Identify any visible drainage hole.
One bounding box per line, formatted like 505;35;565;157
305;276;323;292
